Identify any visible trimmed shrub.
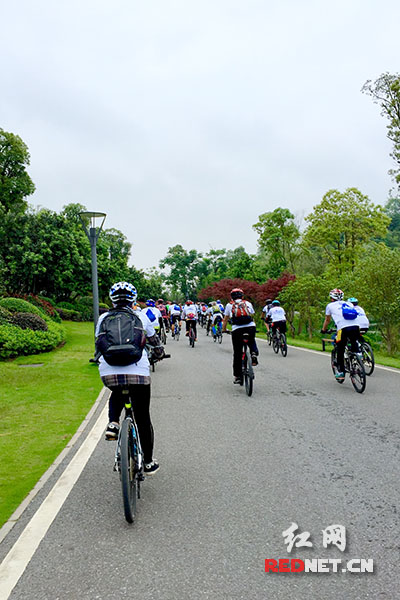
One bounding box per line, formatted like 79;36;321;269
37;295;56;307
0;307;13;325
0;298;46;318
57;301;77;311
0;321;66;359
11;312;48;331
56;307;82;321
12;294;62;323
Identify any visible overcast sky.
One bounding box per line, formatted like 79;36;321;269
1;0;399;271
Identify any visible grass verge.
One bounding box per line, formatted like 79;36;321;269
256;330;400;370
0;322;103;528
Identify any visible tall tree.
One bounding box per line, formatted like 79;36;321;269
362;73;400;191
159;245;202;299
303;188;390;275
253;208;300;277
0;128;35;214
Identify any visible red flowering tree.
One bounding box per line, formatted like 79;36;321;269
198;274;295;309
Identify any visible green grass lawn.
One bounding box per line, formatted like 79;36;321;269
256;330;400;370
0;322;103;528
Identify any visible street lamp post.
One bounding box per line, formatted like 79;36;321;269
78;211;106;329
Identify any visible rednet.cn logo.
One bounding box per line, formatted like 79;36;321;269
265;523;374;574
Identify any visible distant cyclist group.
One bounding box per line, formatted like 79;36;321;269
94;281;372;476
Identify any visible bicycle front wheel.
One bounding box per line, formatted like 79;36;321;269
120;419;138;523
280;334;287;357
349;354;366;393
361;342;375;376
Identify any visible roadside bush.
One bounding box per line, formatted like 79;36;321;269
11;294;62;323
11;312;48;331
56;307;82;321
0;307;13;325
57;301;76;311
0;298;46;318
0;321;65;359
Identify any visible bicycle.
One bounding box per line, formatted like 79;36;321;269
272;327;287;357
326;329;366;393
114;356;170;523
212;319;223;344
359;332;375;376
188;321;196;348
224;331;254;396
173;319;180;341
159;320;167;345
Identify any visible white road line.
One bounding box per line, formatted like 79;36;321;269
0;403;108;600
257;337;400;374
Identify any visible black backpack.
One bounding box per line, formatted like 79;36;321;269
96;307;146;366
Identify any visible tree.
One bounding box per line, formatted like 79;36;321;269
303;188;390;275
353;243;400;354
0;128;35;214
159;245;203;299
362;73;400;191
383;196;400;247
253;208;300;277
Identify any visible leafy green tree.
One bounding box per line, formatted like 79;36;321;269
159;245;203;299
278;274;332;339
303;188;390;276
253;208;300;277
362;73;400;191
382;196;400;247
0;128;35;214
353;243;400;354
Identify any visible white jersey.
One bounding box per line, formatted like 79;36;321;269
325;300;359;331
169;303;181;316
267;306;286;322
95;308;155;377
354;305;370;329
181;304;198;320
224;300;256;332
143;306;162;328
262;303;272;317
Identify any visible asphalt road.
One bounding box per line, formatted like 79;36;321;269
1;327;400;600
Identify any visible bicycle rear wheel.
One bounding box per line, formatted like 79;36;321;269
175;326;180;341
349;354;366;393
189;329;195;347
120;419;138;523
280;333;287;357
218;332;222;344
244;349;254;396
272;336;279;354
161;327;167;345
361;342;375;376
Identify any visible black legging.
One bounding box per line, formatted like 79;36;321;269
231;326;258;377
185;319;197;337
336;326;360;373
108;385;154;463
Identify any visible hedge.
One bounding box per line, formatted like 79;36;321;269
11;312;48;331
55;307;82;321
0;297;46;318
0;320;66;359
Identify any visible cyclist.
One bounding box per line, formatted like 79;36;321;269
347;297;370;334
211;304;223;338
267;300;287;340
144;299;162;333
95;282;164;475
169;301;182;337
321;288;360;381
262;298;273;333
216;299;225;313
222;288;259;384
181;300;198;339
156;298;169;332
205;302;213;335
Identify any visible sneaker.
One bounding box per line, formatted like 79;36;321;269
335;372;345;381
144;460;160;475
234;377;242;384
251;354;258;366
105;422;120;440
